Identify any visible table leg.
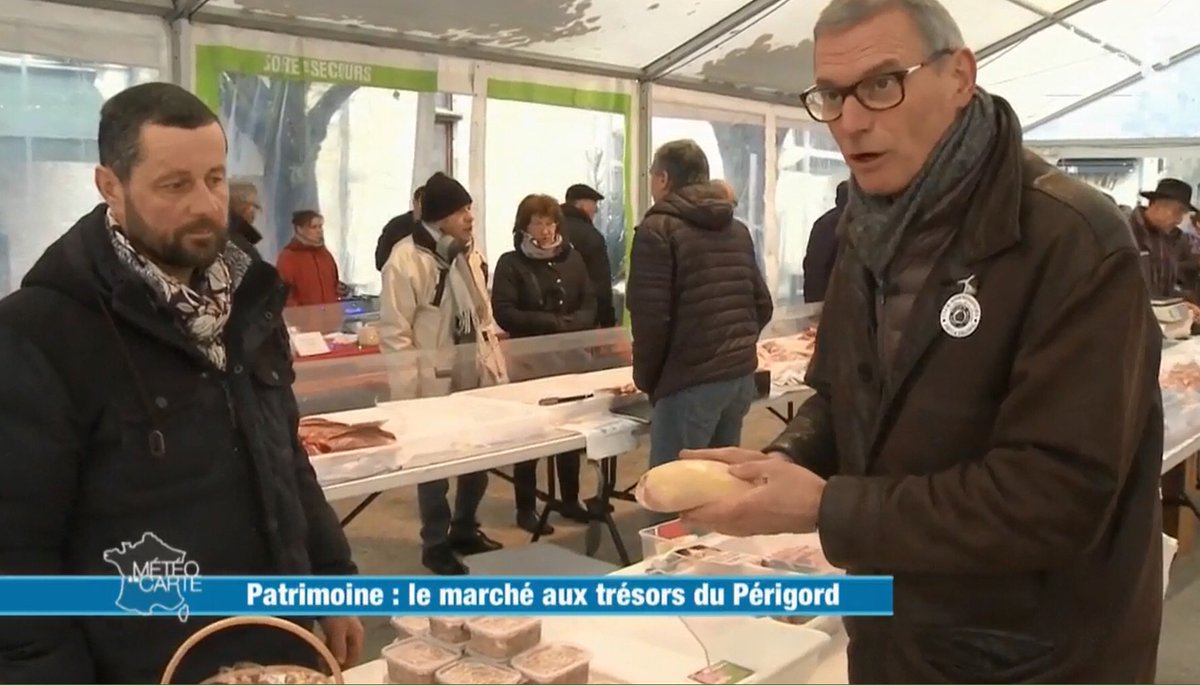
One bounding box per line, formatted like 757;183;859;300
584;458;632;566
766;401;796;425
531;459;560;543
339;492;381;528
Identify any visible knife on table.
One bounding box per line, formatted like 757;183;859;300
538;393;595;406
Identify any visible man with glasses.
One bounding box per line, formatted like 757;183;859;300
680;0;1162;682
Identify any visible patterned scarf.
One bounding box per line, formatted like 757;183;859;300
107;210;251;370
842;90;998;280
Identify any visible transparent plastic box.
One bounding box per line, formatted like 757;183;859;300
510;642;592;685
637;519;702;559
428;617;472;644
465;617;542;660
434;658;523;684
390;616;430;640
382;637;461;685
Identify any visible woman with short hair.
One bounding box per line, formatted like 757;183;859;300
491;194;597;534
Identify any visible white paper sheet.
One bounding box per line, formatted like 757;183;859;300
290;331;332;357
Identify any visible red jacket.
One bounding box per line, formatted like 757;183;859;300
276;239;340;307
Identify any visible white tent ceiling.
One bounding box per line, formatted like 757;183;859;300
36;0;1200;132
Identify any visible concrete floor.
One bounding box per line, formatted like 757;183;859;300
332;406;1200;682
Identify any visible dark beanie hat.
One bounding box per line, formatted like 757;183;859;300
421;172;473;224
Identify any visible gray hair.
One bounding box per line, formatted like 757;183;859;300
814;0;965;53
651;139;710;191
229;180;258;209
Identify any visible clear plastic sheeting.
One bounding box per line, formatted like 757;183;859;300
978;23;1140;128
1159;338;1200;467
220;73;422;293
666;0;1042;95
1020;0;1092;12
1026;53;1200;141
201;0;747;70
0;51;157;295
306;393;565;486
483;98;627;273
651;115;768;267
773;121;848;306
1067;0;1200;66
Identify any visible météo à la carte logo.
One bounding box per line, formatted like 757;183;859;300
103;532;202;622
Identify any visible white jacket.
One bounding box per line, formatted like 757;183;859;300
378;232;507;399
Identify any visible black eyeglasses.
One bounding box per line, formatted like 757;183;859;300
800;49;954;123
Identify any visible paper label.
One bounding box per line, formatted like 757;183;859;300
560;416;640;461
290;331;332;357
689;660;755;684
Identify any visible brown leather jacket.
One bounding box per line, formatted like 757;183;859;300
768;103;1163;683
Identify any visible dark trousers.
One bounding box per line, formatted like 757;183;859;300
513;452;582;513
417;472;488;550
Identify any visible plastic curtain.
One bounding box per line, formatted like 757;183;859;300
0;54;156;296
220;72;421;295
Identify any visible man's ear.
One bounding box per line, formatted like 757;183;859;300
951;48;978;107
94;165;124;217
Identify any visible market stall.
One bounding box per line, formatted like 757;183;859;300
303;299;1200;560
305;307;823;561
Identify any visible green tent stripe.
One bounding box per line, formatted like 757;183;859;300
486;79;630;114
193;44;436;107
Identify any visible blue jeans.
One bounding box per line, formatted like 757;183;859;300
649;375;757;468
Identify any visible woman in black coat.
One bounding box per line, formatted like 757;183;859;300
492;194;597;534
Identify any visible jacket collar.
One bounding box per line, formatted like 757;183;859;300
957;98;1024;265
561;202;592;223
412;222;438;253
29;205;287;367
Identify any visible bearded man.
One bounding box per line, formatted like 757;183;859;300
0;82;363;684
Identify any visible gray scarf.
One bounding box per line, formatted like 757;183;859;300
843;90;998;280
520;232;564;261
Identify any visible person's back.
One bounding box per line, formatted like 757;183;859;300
629;139;772;469
376;186;425;271
803;181;847;303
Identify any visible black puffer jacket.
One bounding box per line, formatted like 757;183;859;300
376;211;418;271
0;205;355;684
627;182;773;402
228;211;263;261
491;237;597;339
559;204;616;327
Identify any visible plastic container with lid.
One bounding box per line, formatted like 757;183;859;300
510;642;592;685
428;617;471;644
390;616;431;640
434;658;522;684
464;617;542;660
382;637;461;685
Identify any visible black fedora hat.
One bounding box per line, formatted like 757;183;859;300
1140;177;1197;212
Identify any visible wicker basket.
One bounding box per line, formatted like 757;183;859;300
160;616;345;684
